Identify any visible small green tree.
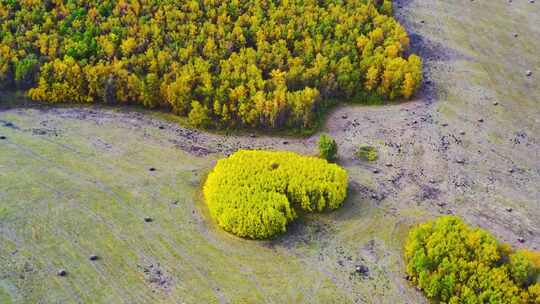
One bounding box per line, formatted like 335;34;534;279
318;134;338;161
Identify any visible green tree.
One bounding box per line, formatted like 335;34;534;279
318;134;338;161
14;54;38;89
510;251;538;286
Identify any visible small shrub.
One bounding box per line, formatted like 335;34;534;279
318;134;338;161
404;216;540;303
355;145;378;161
203;150;348;239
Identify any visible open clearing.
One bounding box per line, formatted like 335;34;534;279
1;1;539;303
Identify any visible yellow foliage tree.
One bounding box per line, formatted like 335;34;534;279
2;0;422;128
405;216;540;303
365;66;380;91
203;150;348;239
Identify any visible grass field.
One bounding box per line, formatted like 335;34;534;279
1;1;539;303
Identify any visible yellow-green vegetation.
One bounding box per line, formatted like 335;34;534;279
405;216;540;303
203;150;348;239
356;145;378;161
318;134;338;161
0;0;421;129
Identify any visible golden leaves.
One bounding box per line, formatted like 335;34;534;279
203;150;348;239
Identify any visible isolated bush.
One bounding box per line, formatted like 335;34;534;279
318;134;338;161
356;145;378;161
0;0;421;129
203;150;348;239
405;216;540;303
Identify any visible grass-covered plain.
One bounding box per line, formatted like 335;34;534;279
0;0;539;303
0;104;352;303
0;96;426;303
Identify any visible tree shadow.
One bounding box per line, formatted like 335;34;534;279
394;0;416;9
393;0;476;104
408;33;473;64
265;180;379;250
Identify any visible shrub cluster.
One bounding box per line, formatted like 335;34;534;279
0;0;421;129
355;145;378;161
203;150;348;239
405;216;540;303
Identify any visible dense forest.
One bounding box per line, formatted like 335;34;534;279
0;0;421;129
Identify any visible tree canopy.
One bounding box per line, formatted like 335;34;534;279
0;0;421;129
405;216;540;303
203;150;348;239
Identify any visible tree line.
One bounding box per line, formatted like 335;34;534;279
0;0;421;129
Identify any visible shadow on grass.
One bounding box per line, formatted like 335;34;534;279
1;89;429;141
266;180;370;250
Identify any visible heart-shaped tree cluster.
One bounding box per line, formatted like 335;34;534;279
203;150;348;239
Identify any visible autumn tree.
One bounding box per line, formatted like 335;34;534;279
1;0;422;129
405;216;540;303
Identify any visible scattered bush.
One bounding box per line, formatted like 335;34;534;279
318;134;338;161
0;0;421;129
355;145;378;161
203;150;348;239
405;216;540;303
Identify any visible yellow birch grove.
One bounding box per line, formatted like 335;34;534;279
0;0;421;129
